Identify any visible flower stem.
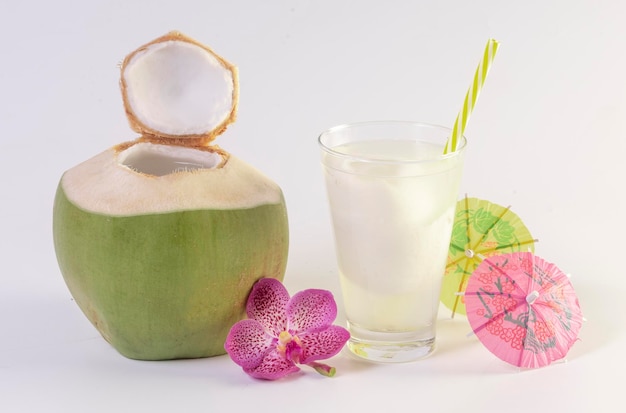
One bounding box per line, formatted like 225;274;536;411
307;362;336;377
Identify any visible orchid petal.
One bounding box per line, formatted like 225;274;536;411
299;325;350;364
286;289;337;333
244;348;300;380
224;319;274;369
246;278;290;337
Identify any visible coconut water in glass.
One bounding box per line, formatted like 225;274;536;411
318;121;466;362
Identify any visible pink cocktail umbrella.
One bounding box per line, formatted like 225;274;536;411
465;252;583;368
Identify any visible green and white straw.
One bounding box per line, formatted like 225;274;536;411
444;38;500;154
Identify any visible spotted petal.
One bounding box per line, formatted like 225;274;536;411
246;278;290;337
244;348;300;380
224;319;274;369
299;325;350;364
286;289;337;333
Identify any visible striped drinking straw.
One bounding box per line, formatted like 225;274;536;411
443;38;500;154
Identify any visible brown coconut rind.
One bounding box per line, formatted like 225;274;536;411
120;31;239;147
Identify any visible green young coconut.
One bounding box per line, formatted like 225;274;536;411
53;32;289;360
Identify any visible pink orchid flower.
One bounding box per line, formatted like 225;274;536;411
224;278;350;380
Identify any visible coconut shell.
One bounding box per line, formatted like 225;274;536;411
120;31;239;146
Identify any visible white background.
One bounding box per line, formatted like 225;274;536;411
1;1;624;412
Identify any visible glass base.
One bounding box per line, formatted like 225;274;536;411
346;322;436;363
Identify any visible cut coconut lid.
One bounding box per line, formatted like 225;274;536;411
120;31;238;144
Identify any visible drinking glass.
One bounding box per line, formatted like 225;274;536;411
318;121;466;362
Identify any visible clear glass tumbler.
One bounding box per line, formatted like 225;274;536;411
318;121;466;362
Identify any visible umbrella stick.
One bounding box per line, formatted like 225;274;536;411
451;250;484;318
451;264;470;318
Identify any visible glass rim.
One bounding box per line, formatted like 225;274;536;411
318;120;467;165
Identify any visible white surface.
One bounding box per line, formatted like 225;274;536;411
1;1;623;412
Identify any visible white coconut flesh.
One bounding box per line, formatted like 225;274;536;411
122;34;237;138
118;142;223;176
61;144;283;216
